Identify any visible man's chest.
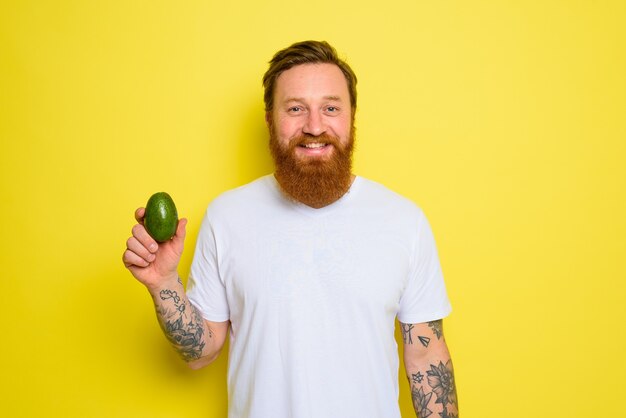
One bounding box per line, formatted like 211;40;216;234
216;218;413;318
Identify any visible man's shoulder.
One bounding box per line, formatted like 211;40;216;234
355;176;424;215
205;174;276;216
216;174;273;199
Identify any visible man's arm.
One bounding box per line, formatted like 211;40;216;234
123;207;228;369
149;277;229;369
400;320;459;418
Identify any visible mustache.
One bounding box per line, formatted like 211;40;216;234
290;133;342;149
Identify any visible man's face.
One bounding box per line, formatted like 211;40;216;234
266;63;355;208
267;63;353;163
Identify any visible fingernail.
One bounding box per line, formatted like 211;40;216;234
150;243;157;252
148;254;156;261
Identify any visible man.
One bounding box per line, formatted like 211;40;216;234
123;40;458;418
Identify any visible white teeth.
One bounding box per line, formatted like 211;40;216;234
303;143;326;149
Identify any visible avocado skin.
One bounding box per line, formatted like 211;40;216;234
144;192;179;242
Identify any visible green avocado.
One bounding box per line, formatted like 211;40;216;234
144;192;179;242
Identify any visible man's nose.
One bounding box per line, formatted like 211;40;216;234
302;111;326;136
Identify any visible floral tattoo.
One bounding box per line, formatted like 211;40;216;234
156;288;209;361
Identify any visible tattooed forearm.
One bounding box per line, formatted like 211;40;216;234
155;288;211;361
403;320;458;417
409;360;458;418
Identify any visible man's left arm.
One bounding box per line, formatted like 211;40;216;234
400;320;459;418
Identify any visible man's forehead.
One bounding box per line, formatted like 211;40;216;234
274;63;349;100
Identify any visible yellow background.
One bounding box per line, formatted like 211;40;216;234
1;1;624;417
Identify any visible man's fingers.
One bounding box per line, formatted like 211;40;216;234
134;207;146;224
122;248;150;268
126;236;156;263
132;223;158;253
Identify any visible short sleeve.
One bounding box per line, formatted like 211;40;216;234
397;210;452;324
186;208;230;322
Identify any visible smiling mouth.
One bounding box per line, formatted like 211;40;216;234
299;142;329;149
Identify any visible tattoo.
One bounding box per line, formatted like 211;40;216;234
411;386;433;418
412;371;424;384
161;289;181;305
156;289;209;361
401;323;414;344
427;360;457;409
177;276;183;285
408;359;458;417
418;335;431;347
428;320;443;339
403;320;458;417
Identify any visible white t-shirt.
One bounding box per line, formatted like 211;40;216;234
187;175;451;418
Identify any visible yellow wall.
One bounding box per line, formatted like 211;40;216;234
2;1;625;416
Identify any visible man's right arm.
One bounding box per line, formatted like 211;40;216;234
122;207;228;369
148;276;229;369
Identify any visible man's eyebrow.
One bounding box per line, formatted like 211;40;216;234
283;95;343;103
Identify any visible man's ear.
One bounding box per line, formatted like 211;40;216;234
265;111;272;128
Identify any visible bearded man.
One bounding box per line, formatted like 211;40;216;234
123;40;459;418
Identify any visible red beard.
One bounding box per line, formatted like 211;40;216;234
269;126;355;208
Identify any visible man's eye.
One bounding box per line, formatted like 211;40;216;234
326;106;338;112
288;106;302;112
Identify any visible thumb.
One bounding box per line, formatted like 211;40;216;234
172;217;187;249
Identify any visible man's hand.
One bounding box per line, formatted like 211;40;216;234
122;207;188;291
122;207;228;366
